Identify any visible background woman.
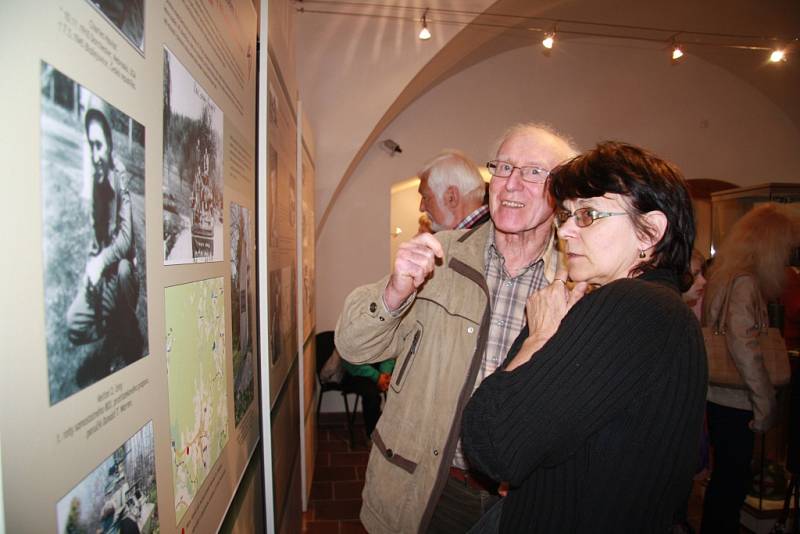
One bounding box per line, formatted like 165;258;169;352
684;248;708;321
700;203;800;533
462;141;707;533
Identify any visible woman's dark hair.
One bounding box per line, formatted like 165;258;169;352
549;141;696;291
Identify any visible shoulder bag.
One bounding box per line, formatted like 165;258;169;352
703;274;790;389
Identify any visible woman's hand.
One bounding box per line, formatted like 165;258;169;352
505;272;588;371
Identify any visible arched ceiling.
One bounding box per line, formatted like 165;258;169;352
298;0;799;234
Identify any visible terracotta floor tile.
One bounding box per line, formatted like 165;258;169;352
315;465;358;482
311;481;333;501
340;521;368;534
330;452;369;466
302;520;340;534
333;480;365;500
313;499;362;521
318;439;349;453
316;451;330;467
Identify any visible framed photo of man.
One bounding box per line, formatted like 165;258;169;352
40;62;148;405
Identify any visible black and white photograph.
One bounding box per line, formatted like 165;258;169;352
269;266;296;366
162;47;224;265
230;203;255;425
268;144;279;248
56;421;158;534
41;62;148;405
85;0;145;53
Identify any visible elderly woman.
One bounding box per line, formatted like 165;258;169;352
700;203;800;533
462;141;708;533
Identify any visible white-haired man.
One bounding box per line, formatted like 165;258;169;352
336;124;578;533
418;150;489;232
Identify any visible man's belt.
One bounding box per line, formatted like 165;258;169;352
448;467;498;493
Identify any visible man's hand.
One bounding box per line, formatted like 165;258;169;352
85;254;105;286
377;373;391;392
383;233;444;312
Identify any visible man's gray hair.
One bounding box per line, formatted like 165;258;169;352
418;149;485;202
492;122;580;164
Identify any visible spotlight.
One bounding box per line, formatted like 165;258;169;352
769;49;786;62
542;33;555;49
419;9;431;40
672;45;684;61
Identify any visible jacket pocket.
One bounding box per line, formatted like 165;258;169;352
391;321;422;392
362;427;419;530
372;428;418;474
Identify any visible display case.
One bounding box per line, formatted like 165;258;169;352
710;183;800;256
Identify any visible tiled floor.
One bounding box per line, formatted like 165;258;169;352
302;415;371;534
301;416;739;534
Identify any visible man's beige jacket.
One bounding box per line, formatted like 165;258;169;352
335;222;559;533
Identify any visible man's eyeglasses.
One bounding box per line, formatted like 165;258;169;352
486;160;550;184
555;208;627;228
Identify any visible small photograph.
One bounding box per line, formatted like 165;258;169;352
269;266;297;366
41;62;148;405
162;47;224;265
56;421;158;534
268;145;278;248
85;0;145;53
230;203;255;425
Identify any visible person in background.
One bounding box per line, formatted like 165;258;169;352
701;203;800;533
418;149;489;232
779;250;800;351
341;359;395;439
462;141;707;533
335;124;577;533
684;249;708;321
417;213;433;235
674;248;712;534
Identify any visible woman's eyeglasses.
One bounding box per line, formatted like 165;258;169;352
555;208;627;228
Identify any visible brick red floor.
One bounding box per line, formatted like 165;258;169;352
302;416;370;534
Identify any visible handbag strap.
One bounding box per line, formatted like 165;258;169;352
712;273;740;335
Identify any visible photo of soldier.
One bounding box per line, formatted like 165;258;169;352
40;62;148;404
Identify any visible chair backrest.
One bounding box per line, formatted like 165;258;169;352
315;330;336;375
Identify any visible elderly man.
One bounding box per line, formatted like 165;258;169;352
417;149;489;232
66;99;142;387
335;123;577;533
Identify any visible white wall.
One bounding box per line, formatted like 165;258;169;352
316;38;800;334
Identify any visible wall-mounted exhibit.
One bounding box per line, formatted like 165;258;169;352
0;0;317;531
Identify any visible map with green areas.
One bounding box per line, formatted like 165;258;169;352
165;277;229;523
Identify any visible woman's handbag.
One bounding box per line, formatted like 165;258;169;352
703;274;791;389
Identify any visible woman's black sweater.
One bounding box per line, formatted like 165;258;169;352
462;269;708;533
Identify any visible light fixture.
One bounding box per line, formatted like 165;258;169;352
542;33;555;49
419;9;431;40
769;49;786;63
672;45;684;61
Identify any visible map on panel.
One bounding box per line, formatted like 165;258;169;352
164;277;229;523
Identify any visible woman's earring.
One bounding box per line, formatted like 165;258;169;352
638;249;646;259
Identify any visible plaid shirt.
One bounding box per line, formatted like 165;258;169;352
455;204;490;230
452;226;556;470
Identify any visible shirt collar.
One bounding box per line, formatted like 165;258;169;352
455;204;489;230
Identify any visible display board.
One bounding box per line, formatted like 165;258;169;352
0;1;260;532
